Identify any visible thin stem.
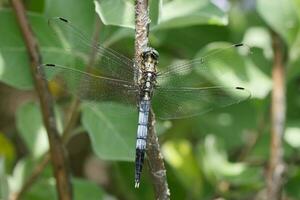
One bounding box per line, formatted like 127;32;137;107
134;0;170;199
267;31;286;200
11;0;72;199
147;111;170;199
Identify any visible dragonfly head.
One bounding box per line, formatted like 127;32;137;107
142;47;159;63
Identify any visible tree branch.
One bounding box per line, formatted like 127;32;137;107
147;112;170;199
11;0;72;199
11;15;102;199
267;31;286;200
134;0;170;199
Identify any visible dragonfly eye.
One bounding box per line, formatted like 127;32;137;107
142;47;159;61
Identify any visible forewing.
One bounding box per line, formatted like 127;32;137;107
152;86;251;120
47;17;137;81
156;43;250;88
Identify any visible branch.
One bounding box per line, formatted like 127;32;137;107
134;0;149;60
134;0;170;199
11;15;102;199
147;112;170;199
11;0;72;199
267;31;287;200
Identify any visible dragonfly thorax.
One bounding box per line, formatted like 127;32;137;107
139;48;159;101
141;47;159;72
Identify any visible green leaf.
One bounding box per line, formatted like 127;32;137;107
82;102;137;161
242;27;273;60
16;102;63;159
0;9;26;48
8;158;36;194
0;10;32;89
257;0;300;46
195;42;272;99
0;49;34;90
152;25;229;58
153;0;227;30
162;139;203;198
192;99;258;150
8;158;55;200
149;0;162;26
16;102;49;158
10;157;105;200
95;0;135;29
23;178;105;200
23;178;57;200
73;178;104;200
95;0;161;29
198;135;245;182
94;0;225;30
284;123;300;148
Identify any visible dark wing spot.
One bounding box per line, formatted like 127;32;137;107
234;43;244;47
45;64;56;67
58;17;68;23
235;87;245;90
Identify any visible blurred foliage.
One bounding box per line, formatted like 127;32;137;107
0;0;300;199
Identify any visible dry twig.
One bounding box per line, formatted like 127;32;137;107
11;0;72;199
134;0;170;199
267;31;286;200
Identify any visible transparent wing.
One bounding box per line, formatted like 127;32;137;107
152;86;251;120
156;43;250;87
47;17;137;81
40;64;138;106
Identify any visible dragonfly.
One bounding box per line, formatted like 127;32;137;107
40;17;251;188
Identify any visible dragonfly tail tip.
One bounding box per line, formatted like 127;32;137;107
135;181;140;188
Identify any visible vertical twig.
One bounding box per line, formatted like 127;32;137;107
134;0;149;60
147;113;170;199
134;1;170;199
10;0;73;200
267;31;286;200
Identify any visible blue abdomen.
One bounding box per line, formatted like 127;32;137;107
135;100;150;187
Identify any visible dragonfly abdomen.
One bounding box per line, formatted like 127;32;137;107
134;48;159;187
135;100;150;188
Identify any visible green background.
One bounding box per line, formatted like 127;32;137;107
0;0;300;199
